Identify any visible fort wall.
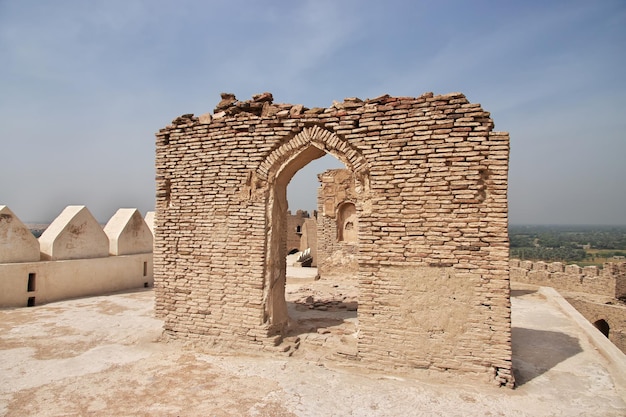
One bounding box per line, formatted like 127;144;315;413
509;259;626;298
0;206;154;308
510;258;626;353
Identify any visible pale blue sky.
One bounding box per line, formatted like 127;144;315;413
1;0;624;224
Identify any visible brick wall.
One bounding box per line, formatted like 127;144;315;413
154;92;513;386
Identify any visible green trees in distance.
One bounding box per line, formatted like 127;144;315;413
509;225;626;265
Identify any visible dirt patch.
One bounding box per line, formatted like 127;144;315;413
1;283;625;416
5;350;289;417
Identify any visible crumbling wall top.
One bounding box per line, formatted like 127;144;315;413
165;91;496;132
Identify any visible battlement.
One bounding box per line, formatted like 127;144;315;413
0;205;155;308
510;259;626;299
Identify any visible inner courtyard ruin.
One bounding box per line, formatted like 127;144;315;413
154;92;514;387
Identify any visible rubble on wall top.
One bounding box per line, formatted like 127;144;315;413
169;91;472;127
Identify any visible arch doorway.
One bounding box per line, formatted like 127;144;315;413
257;126;369;337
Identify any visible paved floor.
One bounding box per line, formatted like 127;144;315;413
0;282;624;416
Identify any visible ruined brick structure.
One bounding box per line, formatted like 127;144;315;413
317;169;360;274
286;210;310;253
154;92;514;387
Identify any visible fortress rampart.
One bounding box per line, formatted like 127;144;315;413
510;258;626;353
509;259;626;299
0;205;154;308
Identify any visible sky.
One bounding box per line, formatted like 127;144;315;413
1;0;624;225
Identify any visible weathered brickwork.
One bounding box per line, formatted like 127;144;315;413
154;92;513;387
317;169;359;274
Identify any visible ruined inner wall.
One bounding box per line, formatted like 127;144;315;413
566;297;626;354
286;210;309;253
154;92;513;386
317;169;360;274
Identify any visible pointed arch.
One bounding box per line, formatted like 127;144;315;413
256;125;370;334
257;125;370;190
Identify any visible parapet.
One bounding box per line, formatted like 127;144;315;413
0;205;155;263
510;258;625;298
39;206;109;260
0;205;40;263
144;211;155;235
104;208;153;255
0;205;155;308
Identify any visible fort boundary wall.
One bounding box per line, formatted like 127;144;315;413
0;205;154;308
154;92;514;387
509;259;626;299
510;258;626;352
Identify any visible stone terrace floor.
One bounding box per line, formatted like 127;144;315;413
0;278;625;416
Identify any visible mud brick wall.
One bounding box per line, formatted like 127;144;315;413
612;262;626;299
154;92;513;387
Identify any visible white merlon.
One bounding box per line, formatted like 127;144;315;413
104;208;153;255
39;205;109;261
0;204;155;308
144;211;155;235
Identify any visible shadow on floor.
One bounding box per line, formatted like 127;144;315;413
512;327;583;386
511;288;538;297
285;300;357;338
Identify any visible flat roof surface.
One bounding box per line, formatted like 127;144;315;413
1;281;625;416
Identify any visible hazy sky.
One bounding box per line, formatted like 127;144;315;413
1;1;624;225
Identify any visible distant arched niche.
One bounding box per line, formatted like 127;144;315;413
337;202;357;242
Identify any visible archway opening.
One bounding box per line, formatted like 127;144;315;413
259;126;369;357
283;153;359;358
593;319;610;338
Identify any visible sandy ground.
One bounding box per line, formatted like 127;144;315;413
1;270;625;416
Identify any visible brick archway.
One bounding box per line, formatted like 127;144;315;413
154;92;515;387
256;126;370;333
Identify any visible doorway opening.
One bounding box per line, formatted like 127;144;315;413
284;153;359;358
259;126;369;358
